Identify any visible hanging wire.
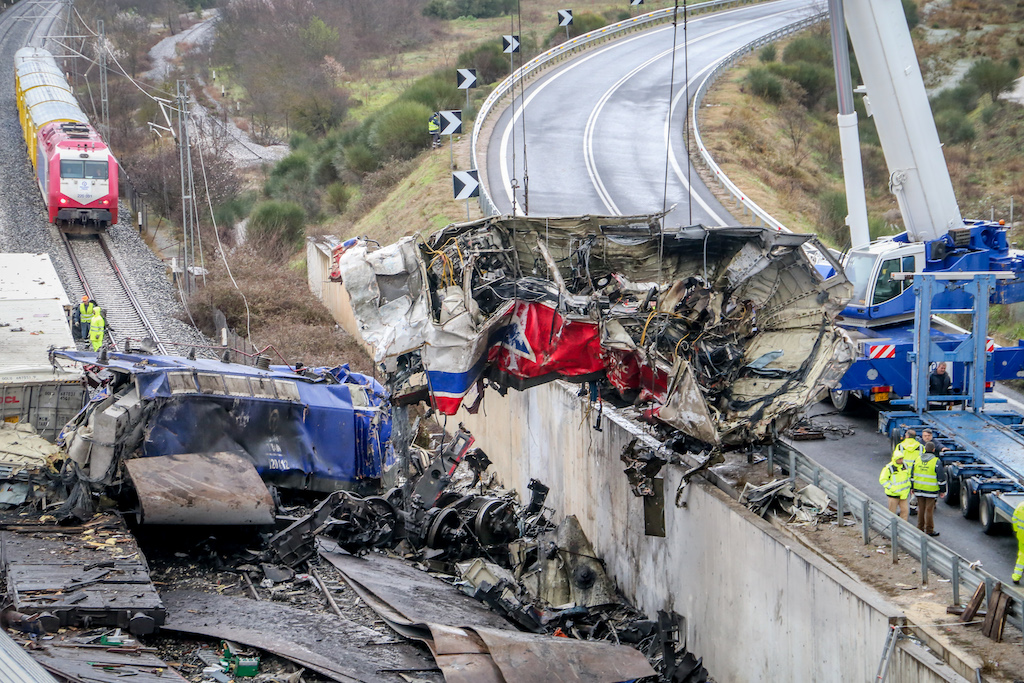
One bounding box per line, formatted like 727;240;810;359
509;9;518;214
659;1;683;282
683;0;692;225
516;0;529;214
192;111;257;349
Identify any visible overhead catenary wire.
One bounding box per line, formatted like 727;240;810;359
516;0;528;214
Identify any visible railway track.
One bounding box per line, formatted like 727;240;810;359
60;230;167;354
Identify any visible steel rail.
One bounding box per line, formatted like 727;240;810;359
60;231;167;354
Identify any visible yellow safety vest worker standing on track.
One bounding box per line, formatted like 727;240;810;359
1013;502;1024;584
89;307;105;352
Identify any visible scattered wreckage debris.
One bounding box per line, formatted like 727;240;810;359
337;215;853;447
160;590;439;683
1;514;164;635
784;417;856;441
740;479;832;523
0;421;60;508
24;632;189;683
319;546;656;683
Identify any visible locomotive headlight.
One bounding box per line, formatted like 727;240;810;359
102;199;109;205
59;197;68;204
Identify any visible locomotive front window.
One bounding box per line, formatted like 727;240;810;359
60;160;84;178
60;160;108;180
84;161;108;179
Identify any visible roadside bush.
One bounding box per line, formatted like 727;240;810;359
400;73;462;111
368;100;434;161
272;152;311;183
547;12;606;45
458;42;507;85
422;0;513;19
817;190;848;245
339;143;380;176
767;62;832;108
935;110;976;146
247;201;306;251
745;67;783;103
930;83;980;115
324;182;353;213
782;35;830;66
758;44;776;63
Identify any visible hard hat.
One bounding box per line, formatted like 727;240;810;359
81;295;88;302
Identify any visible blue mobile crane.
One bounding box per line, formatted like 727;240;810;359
820;0;1024;410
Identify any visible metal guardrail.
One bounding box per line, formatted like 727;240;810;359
471;0;761;217
689;12;827;231
774;440;1024;642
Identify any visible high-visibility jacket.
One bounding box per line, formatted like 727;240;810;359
880;461;912;499
428;116;440;134
912;455;942;493
1012;503;1024;582
893;437;922;467
89;309;105;351
79;301;94;318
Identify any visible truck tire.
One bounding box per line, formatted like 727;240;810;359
960;478;979;520
829;389;849;412
979;494;1009;536
943;465;960;506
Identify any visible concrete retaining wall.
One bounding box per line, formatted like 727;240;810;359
455;380;966;683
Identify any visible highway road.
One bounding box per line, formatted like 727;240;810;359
484;0;823;223
483;0;1023;584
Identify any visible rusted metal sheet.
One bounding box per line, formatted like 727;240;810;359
318;546;513;631
27;636;188;683
1;519;165;634
319;547;656;683
124;452;275;525
159;590;438;683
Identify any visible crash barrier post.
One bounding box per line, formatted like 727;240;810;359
471;0;759;217
776;440;1024;633
690;12;826;231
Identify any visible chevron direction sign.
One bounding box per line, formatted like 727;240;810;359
453;170;480;200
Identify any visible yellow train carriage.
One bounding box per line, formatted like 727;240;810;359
14;48;87;170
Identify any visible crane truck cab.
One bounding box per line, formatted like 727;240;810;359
842;238;923;326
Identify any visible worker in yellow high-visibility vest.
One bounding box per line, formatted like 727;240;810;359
1013;502;1024;584
880;453;912;520
912;442;946;537
89;307;106;352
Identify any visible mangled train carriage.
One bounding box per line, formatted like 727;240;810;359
336;214;855;448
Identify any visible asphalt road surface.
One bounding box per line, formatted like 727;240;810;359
793;392;1022;584
484;0;823;225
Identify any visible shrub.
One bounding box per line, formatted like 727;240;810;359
782;35;830;65
934;110;976;145
965;58;1018;103
247;201;306;251
272;152;311;182
817;190;848;244
368;100;434;161
423;0;513;19
547;12;606;44
339;143;380;176
768;62;832;108
458;42;507;85
902;0;919;30
758;44;776;63
289;132;310;150
746;68;783;103
930;83;980;115
981;104;998;125
324;182;353;213
400;73;463;111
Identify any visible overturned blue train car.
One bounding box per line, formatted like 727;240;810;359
52;350;395;499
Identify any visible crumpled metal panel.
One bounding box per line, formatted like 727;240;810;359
338;216;854;446
124;452;275;525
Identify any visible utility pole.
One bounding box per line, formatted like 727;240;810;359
97;19;108;140
176;81;195;295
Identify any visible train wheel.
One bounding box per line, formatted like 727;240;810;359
979;494;1009;536
959;478;979;520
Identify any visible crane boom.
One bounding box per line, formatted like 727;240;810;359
842;0;965;242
